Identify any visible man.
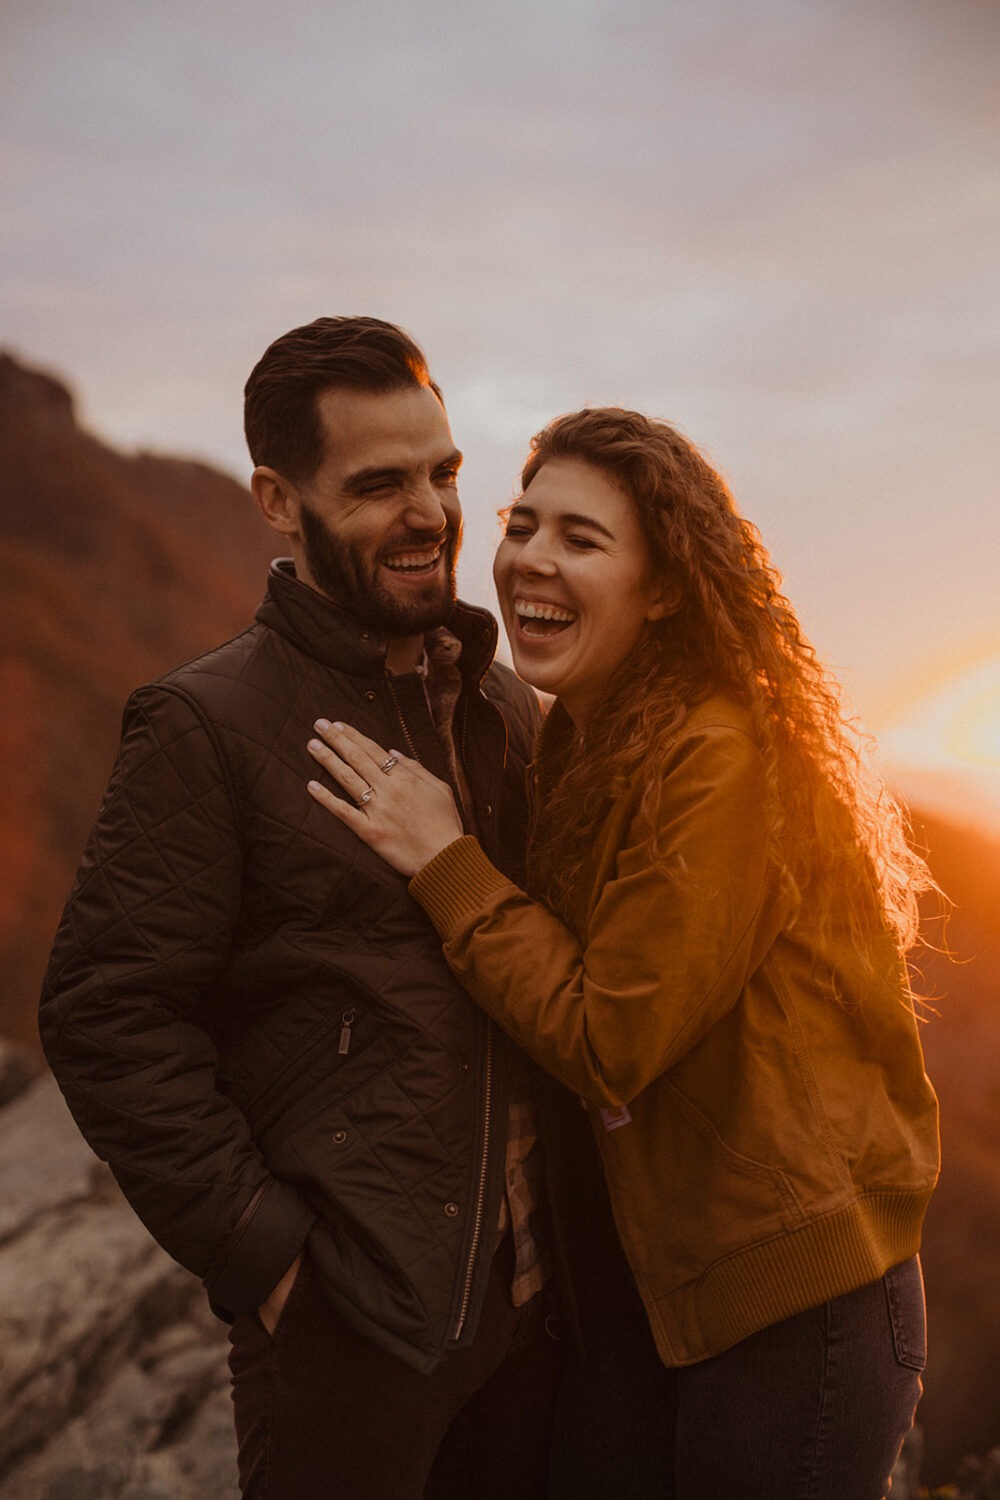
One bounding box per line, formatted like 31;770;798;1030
40;317;560;1498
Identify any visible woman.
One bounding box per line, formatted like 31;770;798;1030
305;407;940;1498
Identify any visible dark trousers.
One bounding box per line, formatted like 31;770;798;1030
550;1254;927;1500
228;1233;562;1500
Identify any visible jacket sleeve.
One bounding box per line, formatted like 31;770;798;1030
39;684;315;1314
409;724;782;1108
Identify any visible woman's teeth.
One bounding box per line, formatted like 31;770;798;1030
515;602;576;623
514;601;576;636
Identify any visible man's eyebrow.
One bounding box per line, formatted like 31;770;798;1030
343;449;463;492
507;502;615;540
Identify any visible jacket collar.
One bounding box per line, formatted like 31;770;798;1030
255;558;499;683
531;698;578;795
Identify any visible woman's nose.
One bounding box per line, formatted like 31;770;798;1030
514;534;557;575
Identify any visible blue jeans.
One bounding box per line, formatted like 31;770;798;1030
551;1256;926;1500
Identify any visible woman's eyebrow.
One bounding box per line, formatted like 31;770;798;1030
560;511;615;539
507;502;615;540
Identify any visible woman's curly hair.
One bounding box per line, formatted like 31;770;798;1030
520;407;934;966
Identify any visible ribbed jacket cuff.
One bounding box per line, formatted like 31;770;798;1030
205;1178;316;1318
409;836;516;939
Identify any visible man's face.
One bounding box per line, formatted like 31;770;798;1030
293;384;463;639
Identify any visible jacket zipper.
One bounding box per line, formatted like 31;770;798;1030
383;675;421;762
453;1023;493;1341
381;673;495;1342
386;667;476;830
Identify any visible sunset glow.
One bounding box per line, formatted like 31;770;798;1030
881;657;1000;770
877;655;1000;833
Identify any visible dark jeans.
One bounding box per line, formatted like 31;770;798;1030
551;1255;927;1500
228;1232;562;1500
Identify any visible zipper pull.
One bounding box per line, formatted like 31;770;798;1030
338;1009;356;1056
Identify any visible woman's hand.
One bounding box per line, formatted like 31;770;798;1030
306;720;464;877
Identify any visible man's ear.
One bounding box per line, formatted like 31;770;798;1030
646;578;683;622
251;466;302;539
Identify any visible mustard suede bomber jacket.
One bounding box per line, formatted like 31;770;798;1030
409;694;941;1368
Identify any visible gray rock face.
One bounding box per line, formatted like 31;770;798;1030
0;1056;238;1498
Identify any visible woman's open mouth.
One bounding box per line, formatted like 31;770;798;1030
513;600;577;638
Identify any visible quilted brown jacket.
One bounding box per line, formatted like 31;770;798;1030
40;560;541;1373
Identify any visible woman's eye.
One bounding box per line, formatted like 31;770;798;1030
503;523;532;538
567;536;598;550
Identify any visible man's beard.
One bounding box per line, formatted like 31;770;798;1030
299;503;460;637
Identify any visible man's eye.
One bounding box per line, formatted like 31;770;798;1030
503;523;532;538
567;536;598;549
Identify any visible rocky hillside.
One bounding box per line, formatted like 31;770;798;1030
907;811;1000;1484
0;1042;237;1497
0;351;274;1049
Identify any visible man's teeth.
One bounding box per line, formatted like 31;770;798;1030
384;547;442;572
515;602;576;623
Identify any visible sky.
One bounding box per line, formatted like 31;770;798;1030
2;0;999;814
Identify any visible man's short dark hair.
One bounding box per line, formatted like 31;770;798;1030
244;316;442;483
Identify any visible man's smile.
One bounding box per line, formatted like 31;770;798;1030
381;541;446;575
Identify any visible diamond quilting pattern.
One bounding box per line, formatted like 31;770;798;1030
40;576;541;1367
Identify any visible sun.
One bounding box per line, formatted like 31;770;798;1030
875;653;1000;835
880;657;1000;772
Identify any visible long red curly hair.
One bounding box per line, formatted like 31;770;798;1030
519;407;933;969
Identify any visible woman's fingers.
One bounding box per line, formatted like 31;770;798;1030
306;735;377;807
306;777;371;830
305;718;463;877
313;719;392;780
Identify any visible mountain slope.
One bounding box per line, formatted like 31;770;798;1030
0;352;275;1046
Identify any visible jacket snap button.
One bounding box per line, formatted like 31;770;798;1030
364;690;377;702
482;804;493;818
360;632;370;641
444;1202;459;1217
333;1129;348;1144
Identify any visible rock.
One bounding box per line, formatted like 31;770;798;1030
0;1074;237;1497
0;1038;42;1109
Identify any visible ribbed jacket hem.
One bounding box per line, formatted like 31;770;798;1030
643;1189;932;1367
409;836;514;938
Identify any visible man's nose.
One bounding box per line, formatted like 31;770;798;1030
403;480;449;532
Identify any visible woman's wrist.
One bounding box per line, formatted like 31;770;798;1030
408;836;516;938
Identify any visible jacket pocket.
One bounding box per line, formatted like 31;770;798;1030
244;999;383;1141
884;1256;927;1372
660;1081;807;1234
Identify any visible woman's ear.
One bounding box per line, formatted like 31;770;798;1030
646;578;683;622
251;467;302;539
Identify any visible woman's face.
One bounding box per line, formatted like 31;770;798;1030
493;458;670;725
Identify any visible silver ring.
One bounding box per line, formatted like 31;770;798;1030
358;784;374;806
379;756;399;775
